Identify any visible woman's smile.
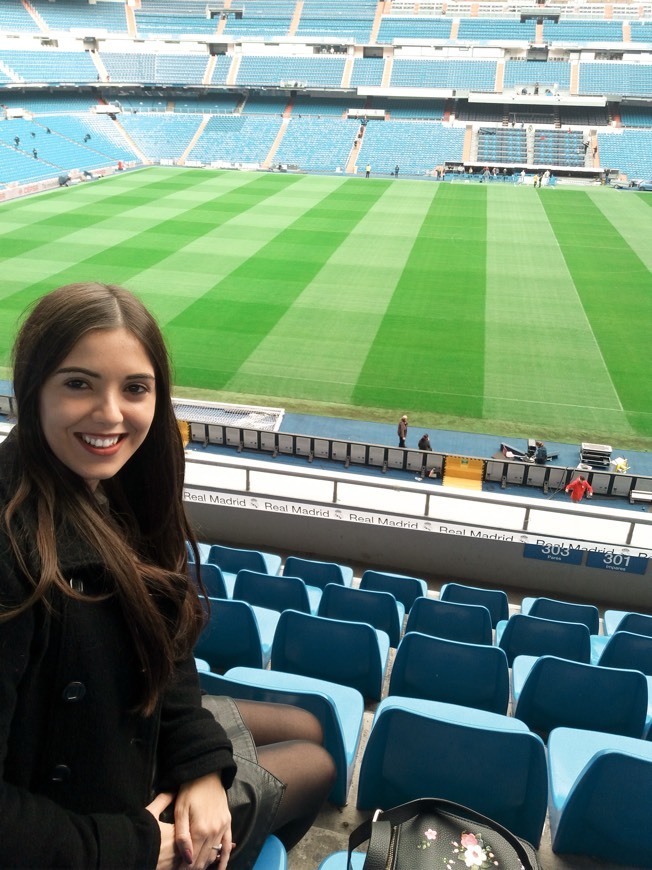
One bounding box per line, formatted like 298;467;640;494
39;327;156;489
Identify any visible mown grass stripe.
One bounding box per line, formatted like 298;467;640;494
224;180;438;406
0;171;303;359
167;177;392;391
130;174;352;323
587;188;652;272
540;190;652;434
352;183;487;417
483;186;632;438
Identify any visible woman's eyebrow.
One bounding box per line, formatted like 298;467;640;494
55;367;155;380
55;366;100;377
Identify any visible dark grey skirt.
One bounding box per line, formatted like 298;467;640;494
202;695;285;870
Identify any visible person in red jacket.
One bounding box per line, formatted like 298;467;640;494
565;475;593;503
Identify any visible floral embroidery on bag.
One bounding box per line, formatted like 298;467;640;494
445;831;499;868
417;828;439;849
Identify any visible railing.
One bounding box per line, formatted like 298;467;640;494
187;421;652;505
183;447;652;558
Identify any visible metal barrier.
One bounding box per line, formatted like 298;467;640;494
187;421;652;505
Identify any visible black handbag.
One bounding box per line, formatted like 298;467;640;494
347;797;542;870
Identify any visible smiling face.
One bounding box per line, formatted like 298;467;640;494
39;327;157;490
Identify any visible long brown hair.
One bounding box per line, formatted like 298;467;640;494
2;282;202;714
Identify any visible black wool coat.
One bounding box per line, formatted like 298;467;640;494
0;435;236;869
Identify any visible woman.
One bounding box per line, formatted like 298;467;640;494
0;282;335;870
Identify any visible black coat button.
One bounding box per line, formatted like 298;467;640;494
51;764;71;783
62;681;86;702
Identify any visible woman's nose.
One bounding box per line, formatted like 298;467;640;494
92;390;123;424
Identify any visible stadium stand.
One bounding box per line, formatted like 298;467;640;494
187;115;283;166
0;0;40;34
355;120;465;176
477;127;527;164
221;0;295;40
119;113;203;162
0;0;650;188
503;59;571;91
457;18;537;42
295;0;376;43
377;16;452;43
31;0;128;34
3;5;652;869
391;58;498;91
0;49;98;84
542;20;625;44
579;62;652;97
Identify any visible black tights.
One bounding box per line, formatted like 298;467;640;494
234;699;336;851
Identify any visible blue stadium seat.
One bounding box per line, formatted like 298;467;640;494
496;614;591;667
194;598;279;672
405;596;492;645
512;655;648;740
591;630;652;673
207;544;282;596
253;835;287;870
439;582;509;628
359;569;427;612
357;696;547;847
233;569;320;614
283;555;353;590
200;666;364;807
317;583;404;647
271;610;389;701
190;563;228;599
548;727;652;865
389;631;509;714
521;596;600;635
603;609;652;637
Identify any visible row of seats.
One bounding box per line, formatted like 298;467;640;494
4;47;651;99
190;545;652;863
4;3;649;47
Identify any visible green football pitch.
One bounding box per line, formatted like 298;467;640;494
1;165;651;448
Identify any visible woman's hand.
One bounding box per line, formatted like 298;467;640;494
146;792;179;870
175;773;233;870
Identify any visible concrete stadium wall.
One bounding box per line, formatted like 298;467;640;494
185;484;652;611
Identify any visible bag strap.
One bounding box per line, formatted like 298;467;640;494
347;797;538;870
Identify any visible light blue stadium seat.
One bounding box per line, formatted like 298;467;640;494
200;665;364;806
389;631;509;714
187;541;212;564
591;629;652;673
190;563;229;599
283;555;353;590
253;835;287;870
317;583;404;647
359;569;427;612
548;727;652;865
496;614;591;667
233;569;321;614
603;609;652;637
271;610;390;701
512;655;648;740
317;853;365;870
521;596;600;635
207;544;282;596
357;696;547;847
195;598;279;672
439;582;509;627
405;596;492;645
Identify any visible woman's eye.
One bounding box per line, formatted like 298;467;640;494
64;378;88;390
125;383;150;394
